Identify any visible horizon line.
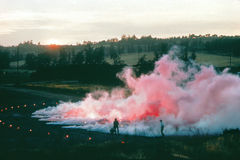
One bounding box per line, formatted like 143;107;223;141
1;33;240;47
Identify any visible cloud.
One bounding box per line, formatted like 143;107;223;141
32;50;240;136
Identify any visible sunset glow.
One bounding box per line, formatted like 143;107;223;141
44;39;63;45
0;0;239;46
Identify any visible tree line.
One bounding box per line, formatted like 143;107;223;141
0;34;240;84
1;34;240;69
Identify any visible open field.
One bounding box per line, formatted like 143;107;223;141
105;52;155;65
10;60;25;68
0;87;240;160
196;53;240;67
106;52;240;67
6;52;240;70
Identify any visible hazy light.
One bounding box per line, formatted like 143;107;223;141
44;39;64;45
0;0;239;46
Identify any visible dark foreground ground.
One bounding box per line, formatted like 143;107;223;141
0;86;240;160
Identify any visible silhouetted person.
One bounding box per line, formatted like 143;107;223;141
113;118;119;135
160;120;165;136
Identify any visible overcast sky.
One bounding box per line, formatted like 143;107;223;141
0;0;240;46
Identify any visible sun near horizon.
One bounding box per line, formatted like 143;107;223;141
43;39;64;45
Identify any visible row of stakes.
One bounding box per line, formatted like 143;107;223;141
0;102;76;140
0;116;93;141
0;102;126;144
0;102;56;113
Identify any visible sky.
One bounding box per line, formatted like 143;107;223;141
0;0;240;46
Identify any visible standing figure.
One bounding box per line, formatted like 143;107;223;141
113;118;119;135
160;120;165;136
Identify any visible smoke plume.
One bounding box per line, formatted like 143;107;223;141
32;47;240;136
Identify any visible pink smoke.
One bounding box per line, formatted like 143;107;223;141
33;49;240;135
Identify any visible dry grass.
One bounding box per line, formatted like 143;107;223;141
205;137;224;152
25;82;113;93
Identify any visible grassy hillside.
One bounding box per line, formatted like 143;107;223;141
196;53;240;67
9;52;240;68
106;52;240;67
105;52;155;65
